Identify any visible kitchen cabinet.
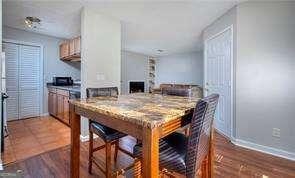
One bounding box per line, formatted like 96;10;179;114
48;88;70;126
60;36;81;61
63;96;70;125
59;42;69;59
69;36;81;57
48;91;57;117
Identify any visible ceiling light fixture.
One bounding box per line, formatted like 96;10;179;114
24;16;41;29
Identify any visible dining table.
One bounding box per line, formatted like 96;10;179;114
69;93;201;178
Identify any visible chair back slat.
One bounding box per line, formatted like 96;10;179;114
86;87;118;98
185;94;219;177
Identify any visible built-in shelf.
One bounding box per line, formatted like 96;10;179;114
148;57;156;93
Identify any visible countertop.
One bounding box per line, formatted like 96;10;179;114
47;83;81;93
70;93;200;128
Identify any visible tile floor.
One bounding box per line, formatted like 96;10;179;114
2;116;70;165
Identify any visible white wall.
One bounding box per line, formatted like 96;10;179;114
121;51;149;94
155;52;203;87
0;0;2;155
2;26;81;114
236;2;295;155
80;7;121;136
202;6;237;137
203;2;295;159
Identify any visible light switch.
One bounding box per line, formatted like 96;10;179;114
96;74;105;81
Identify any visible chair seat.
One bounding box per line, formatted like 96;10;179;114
90;121;127;142
133;132;187;175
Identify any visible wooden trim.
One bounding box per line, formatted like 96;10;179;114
70;103;81;178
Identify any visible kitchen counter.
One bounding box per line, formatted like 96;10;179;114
47;83;81;93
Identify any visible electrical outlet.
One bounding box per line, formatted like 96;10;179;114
272;128;280;138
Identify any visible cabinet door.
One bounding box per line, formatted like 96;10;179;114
63;96;70;125
69;39;75;56
59;44;64;59
57;94;64;120
60;42;69;59
48;92;57;117
74;37;81;55
48;92;53;115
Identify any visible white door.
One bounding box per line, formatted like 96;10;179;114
19;45;41;118
3;43;19;121
3;42;41;120
204;27;233;138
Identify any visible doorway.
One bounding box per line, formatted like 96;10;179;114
204;26;233;139
3;41;43;121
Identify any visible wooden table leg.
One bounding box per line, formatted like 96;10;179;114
142;127;159;178
208;128;215;178
70;104;81;178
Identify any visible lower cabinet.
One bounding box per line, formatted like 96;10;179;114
48;88;70;126
48;91;57;117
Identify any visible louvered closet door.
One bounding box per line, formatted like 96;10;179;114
19;45;41;119
3;43;19;121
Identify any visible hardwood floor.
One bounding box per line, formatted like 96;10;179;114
2;116;70;164
2;119;295;177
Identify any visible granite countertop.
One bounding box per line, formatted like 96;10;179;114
70;93;200;128
47;83;81;93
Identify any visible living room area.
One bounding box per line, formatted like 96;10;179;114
1;1;295;178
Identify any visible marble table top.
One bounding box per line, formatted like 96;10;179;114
70;93;200;128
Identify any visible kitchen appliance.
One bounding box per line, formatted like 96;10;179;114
1;52;8;152
53;77;73;86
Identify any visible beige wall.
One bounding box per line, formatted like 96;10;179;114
80;7;121;136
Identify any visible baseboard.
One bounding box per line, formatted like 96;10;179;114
231;138;295;161
80;134;98;142
40;113;49;117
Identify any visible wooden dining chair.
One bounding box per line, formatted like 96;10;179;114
132;94;219;178
86;87;134;177
162;87;192;136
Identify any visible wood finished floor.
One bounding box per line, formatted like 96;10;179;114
2;116;70;164
2;117;295;178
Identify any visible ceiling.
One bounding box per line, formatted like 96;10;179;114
3;0;241;56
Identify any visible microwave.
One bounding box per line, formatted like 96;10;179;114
53;77;73;86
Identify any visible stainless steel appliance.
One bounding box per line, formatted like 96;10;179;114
53;77;73;86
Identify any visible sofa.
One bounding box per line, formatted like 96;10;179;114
152;83;203;98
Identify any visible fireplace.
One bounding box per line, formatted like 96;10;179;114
129;81;145;93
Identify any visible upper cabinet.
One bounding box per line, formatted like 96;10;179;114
60;43;69;59
60;36;81;61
